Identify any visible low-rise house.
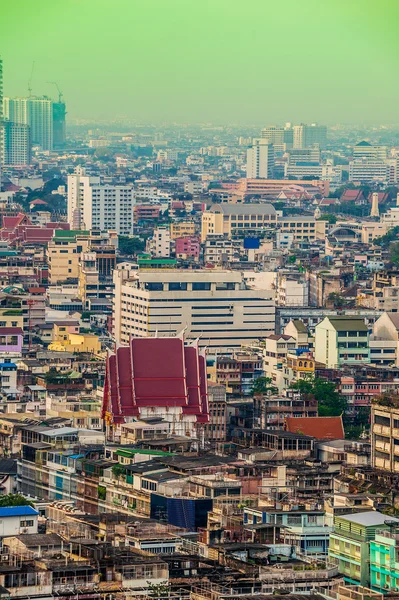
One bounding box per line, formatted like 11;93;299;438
0;506;38;537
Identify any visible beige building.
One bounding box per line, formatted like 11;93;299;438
371;397;399;472
47;230;90;284
201;204;277;242
361;222;389;244
278;216;326;242
170;221;196;240
113;265;275;352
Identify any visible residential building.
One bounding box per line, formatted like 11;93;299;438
147;226;171;257
201;203;277;242
371;396;399;472
329;511;399;586
263;333;296;391
276;272;309;306
203;235;242;265
0;506;38;537
170;221;196;239
293;123;328;149
112;266;275;350
2;121;31;166
246;138;275;178
204;383;227;443
67;168;134;234
244;502;331;555
3;96;53;150
370;527;399;592
314;317;370;369
175;236;200;260
47;229;90;284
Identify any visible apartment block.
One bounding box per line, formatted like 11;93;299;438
314;317;370;369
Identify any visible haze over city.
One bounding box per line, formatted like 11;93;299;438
2;0;399;124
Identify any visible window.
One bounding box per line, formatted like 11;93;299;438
169;282;187;291
20;520;34;527
192;283;211;291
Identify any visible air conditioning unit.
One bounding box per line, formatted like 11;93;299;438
1;555;9;562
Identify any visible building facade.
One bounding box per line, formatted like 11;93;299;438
112;266;275;351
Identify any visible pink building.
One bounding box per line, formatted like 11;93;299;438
175;236;200;260
339;376;397;408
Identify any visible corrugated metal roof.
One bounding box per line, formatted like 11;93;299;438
0;506;38;517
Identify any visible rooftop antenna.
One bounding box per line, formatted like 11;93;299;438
28;61;35;97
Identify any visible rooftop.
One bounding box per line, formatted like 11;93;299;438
339;511;399;527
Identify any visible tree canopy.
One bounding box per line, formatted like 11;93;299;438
290;376;347;416
251;376;278;396
0;494;34;508
118;236;146;255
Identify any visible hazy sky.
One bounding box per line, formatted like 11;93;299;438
1;0;399;124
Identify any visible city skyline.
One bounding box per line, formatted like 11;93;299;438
2;0;399;124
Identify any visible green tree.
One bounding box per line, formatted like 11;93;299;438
389;242;399;266
374;226;399;248
290;376;347;416
328;292;346;309
0;494;34;507
320;213;337;224
251;376;278;396
118;235;145;255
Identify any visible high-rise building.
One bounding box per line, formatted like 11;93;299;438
53;101;66;148
2;121;31;166
293;123;327;149
3;96;53;150
261;125;293;151
246;138;275;178
67;168;135;235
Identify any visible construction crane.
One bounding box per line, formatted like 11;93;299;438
46;81;64;103
27;61;35;96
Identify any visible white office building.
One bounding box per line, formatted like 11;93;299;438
113;265;275;352
293;123;327;149
67;168;134;234
349;158;390;184
246;139;275;178
3;96;53;150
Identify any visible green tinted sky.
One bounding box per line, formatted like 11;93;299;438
1;0;399;124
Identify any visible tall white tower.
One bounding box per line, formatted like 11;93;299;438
246;139;275;179
370;192;379;217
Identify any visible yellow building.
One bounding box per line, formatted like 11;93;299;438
49;332;102;356
47;230;90;284
201;204;278;242
170;221;196;240
278;217;326;241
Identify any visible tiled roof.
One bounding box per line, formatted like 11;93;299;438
103;337;209;425
285;416;344;440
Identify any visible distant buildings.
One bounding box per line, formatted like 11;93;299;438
293;123;328;149
201;203;277;241
3;96;53;150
